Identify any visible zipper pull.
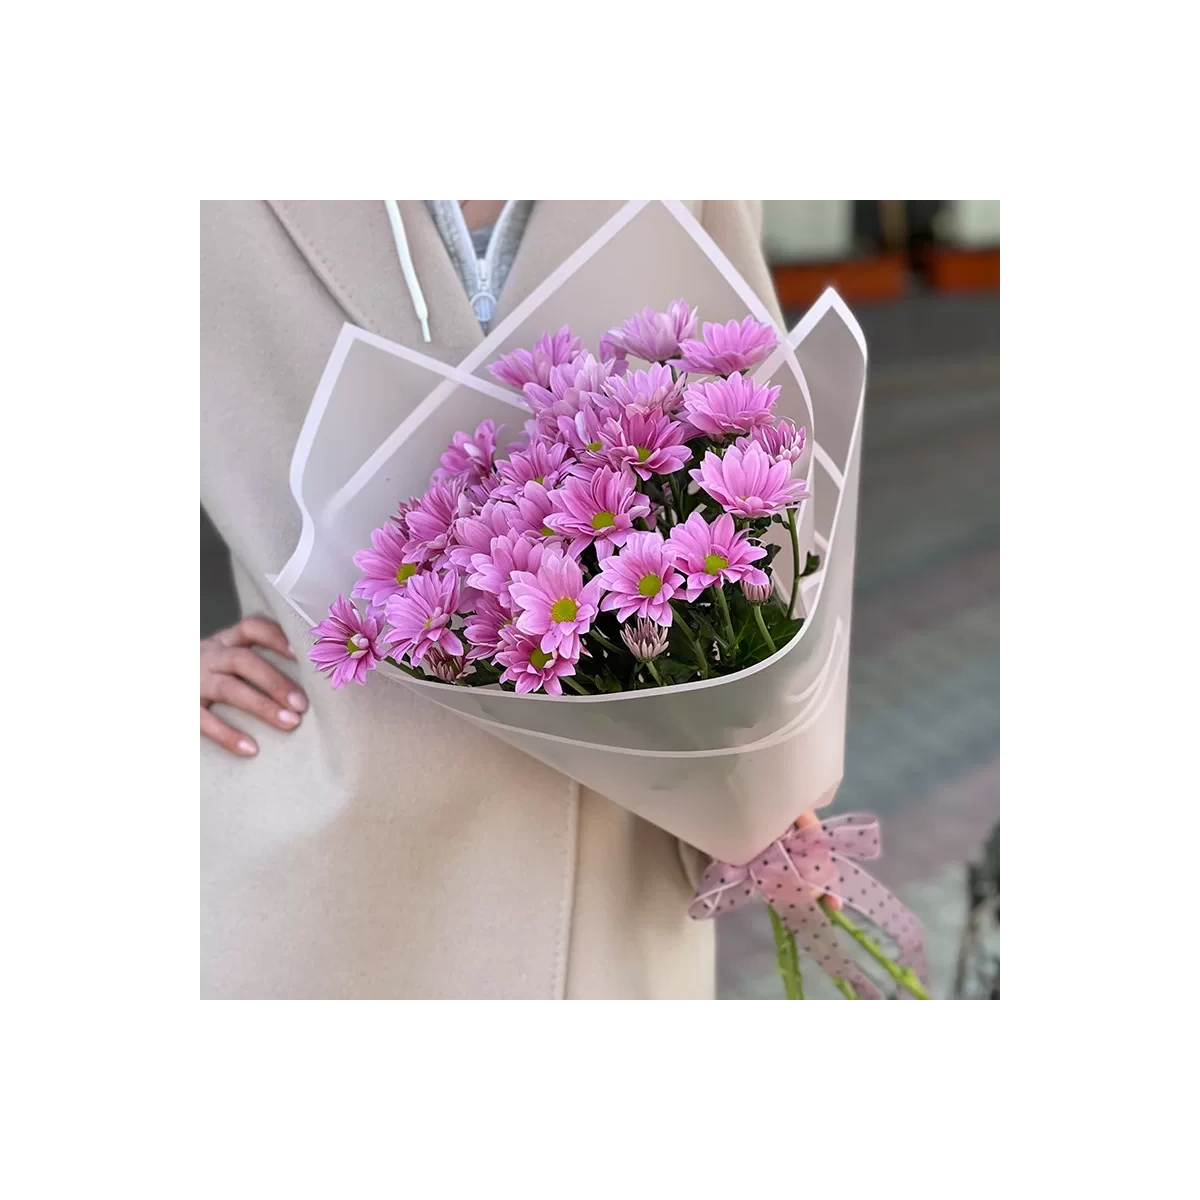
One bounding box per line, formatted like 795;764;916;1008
471;256;497;326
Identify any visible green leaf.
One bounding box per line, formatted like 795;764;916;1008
656;657;697;685
801;552;821;578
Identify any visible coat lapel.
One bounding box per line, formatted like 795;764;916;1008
266;200;485;363
267;200;706;364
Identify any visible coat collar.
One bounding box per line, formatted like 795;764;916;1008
267;200;483;363
268;201;704;361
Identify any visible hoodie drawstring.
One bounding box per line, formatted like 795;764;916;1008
384;199;431;343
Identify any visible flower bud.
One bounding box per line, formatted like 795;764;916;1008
426;649;466;682
620;616;669;662
741;579;772;605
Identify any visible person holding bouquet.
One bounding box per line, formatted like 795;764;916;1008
200;201;793;1000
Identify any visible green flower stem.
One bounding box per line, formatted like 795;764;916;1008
670;603;709;678
563;676;590;696
387;656;428;681
752;604;777;655
646;660;665;687
673;472;692;521
768;907;804;1000
711;585;735;645
588;629;624;656
786;505;801;620
820;898;930;1000
832;977;858;999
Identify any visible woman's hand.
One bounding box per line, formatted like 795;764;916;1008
201;616;308;757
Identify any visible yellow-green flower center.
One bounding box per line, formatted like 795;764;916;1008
550;597;579;623
591;510;615;531
586;440;602;452
395;562;418;585
636;446;652;463
529;648;553;669
534;475;545;484
703;553;729;574
541;524;555;537
637;573;662;598
345;636;361;654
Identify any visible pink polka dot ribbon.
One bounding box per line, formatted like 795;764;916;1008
688;813;928;1000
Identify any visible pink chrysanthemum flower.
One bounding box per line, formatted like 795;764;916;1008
596;531;683;626
447;501;517;570
467;529;549;609
389;496;419;539
667;511;769;600
463;590;512;660
546;466;652;560
556;398;608;465
523;353;613;414
682;372;780;438
495;441;575;499
597;332;630;377
599;406;693;481
467;471;506;506
489;326;583;390
495;625;578;696
527;355;617;443
308;595;394;688
604;300;697;364
507;480;563;541
508;549;604;660
404;479;471;565
433;419;499;484
602;364;684;416
385;569;465;666
738;417;807;465
689;442;808;518
676;316;777;376
352;523;421;611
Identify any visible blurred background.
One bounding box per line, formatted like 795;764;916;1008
201;200;1000;999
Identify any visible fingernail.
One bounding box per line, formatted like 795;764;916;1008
238;738;257;756
278;709;300;727
288;691;308;712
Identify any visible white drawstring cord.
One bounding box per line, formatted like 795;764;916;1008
384;199;431;343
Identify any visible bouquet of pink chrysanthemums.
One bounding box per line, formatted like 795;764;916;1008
273;201;927;997
298;296;928;999
307;304;819;701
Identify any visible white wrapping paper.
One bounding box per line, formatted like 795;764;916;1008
272;201;867;864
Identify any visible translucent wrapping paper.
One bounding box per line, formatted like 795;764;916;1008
272;202;867;864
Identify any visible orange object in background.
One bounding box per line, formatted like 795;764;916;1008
772;252;908;310
923;246;1001;292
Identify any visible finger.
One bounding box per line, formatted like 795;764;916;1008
201;707;258;757
208;675;303;732
219;615;297;660
215;647;307;712
794;809;822;830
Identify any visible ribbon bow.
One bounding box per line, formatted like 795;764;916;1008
688;813;928;999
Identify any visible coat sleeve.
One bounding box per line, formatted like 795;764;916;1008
697;200;784;328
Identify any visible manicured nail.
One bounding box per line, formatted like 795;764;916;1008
238;738;257;756
278;709;299;727
288;691;308;712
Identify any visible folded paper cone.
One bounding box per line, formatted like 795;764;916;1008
272;201;867;863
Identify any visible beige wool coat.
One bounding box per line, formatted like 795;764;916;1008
200;200;786;999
